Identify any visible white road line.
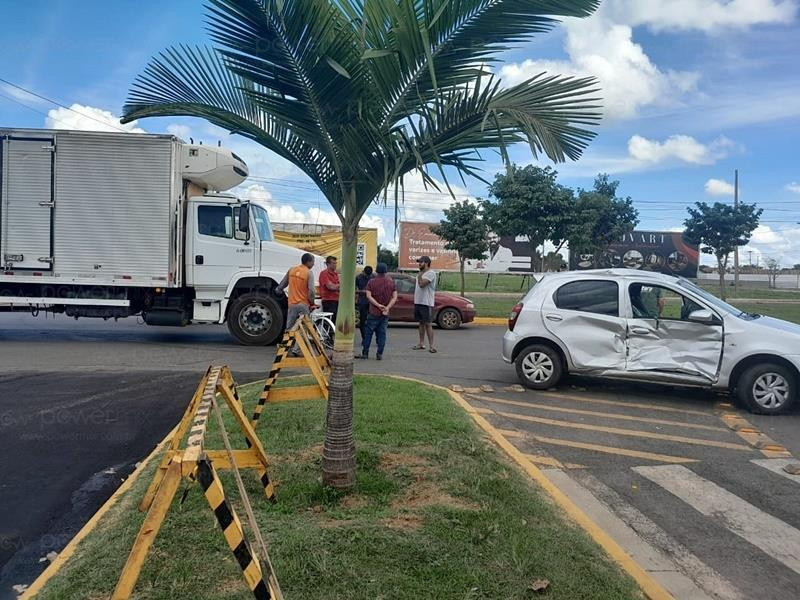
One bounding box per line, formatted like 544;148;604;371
574;471;743;600
543;469;717;600
751;459;800;485
634;465;800;576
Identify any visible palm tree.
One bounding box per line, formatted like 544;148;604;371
122;0;601;489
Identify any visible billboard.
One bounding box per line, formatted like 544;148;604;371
272;223;378;268
569;230;699;278
398;221;538;272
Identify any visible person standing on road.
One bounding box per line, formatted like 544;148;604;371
276;252;316;331
355;265;374;341
412;255;437;353
357;263;396;360
319;255;340;322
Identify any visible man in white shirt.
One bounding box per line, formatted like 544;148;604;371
412;255;438;353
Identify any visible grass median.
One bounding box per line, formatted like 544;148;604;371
34;376;640;600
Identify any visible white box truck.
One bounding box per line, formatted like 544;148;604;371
0;128;311;345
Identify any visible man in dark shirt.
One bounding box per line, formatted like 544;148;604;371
355;265;374;341
356;263;396;360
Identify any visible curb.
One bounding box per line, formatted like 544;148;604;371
20;424;179;598
388;375;675;600
472;317;507;326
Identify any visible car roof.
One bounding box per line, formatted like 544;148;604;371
538;269;681;284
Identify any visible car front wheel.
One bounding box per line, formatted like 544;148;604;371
515;344;563;390
737;363;796;415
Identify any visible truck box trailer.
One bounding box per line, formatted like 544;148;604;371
0;128;311;344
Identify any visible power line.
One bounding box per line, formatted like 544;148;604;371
0;76;131;133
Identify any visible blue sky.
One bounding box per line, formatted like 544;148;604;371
1;0;799;263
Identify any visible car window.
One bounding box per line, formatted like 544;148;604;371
629;284;704;321
554;280;619;316
393;277;415;294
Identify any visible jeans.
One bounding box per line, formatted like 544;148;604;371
321;300;338;323
357;302;369;339
362;315;388;356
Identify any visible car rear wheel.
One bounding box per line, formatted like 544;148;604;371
515;344;563;390
437;307;462;330
737;363;796;415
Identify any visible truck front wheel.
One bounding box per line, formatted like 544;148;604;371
227;292;284;345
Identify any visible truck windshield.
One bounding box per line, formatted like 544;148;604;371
252;204;273;242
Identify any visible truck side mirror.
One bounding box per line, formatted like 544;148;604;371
238;204;250;234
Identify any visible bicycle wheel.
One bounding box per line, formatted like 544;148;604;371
315;316;336;351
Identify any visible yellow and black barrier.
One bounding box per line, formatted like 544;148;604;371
251;315;331;428
112;365;282;600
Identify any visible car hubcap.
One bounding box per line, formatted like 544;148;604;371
752;372;789;409
522;352;554;383
240;303;271;336
441;311;458;328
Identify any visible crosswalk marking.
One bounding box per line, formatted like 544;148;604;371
634;465;800;576
469;393;726;431
751;459;800;484
495;410;751;451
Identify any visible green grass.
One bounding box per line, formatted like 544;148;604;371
733;302;800;324
695;282;800;300
437;271;535;294
35;377;641;600
472;293;523;319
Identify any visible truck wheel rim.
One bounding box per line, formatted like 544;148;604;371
240;303;272;336
522;352;554;383
441;310;458;328
752;373;789;409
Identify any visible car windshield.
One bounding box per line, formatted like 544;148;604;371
251;204;273;242
677;279;754;318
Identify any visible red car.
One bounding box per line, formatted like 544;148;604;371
385;273;476;329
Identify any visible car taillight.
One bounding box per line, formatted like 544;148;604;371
509;302;524;331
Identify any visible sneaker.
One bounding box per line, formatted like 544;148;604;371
376;354;383;361
355;352;368;359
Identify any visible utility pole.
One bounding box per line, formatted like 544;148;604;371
733;169;740;293
748;250;754;267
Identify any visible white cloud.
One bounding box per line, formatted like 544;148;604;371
704;178;735;196
785;182;800;194
166;124;192;140
606;0;797;32
45;103;145;133
743;225;800;266
627;134;735;165
500;14;699;120
0;83;51;107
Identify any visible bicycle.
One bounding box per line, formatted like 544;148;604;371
311;310;336;352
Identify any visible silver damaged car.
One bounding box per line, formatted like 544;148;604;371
503;269;800;414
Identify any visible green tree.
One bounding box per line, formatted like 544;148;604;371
122;0;601;489
683;201;763;299
482;165;574;272
376;244;398;271
431;201;488;296
568;174;638;258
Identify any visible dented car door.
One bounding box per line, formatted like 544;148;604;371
625;282;723;382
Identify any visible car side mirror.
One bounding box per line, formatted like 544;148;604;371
688;309;718;325
238;204;250;234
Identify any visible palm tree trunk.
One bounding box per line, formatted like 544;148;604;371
459;257;466;297
322;221;357;489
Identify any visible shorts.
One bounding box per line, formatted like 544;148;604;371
414;303;433;323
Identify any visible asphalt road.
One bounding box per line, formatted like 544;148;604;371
2;312;800;599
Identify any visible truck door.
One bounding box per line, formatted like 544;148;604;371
1;136;55;270
191;203;255;290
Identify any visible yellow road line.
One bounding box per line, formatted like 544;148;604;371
539;392;712;417
419;379;674;600
524;453;586;469
495;410;751;451
468;393;725;432
526;432;697;464
717;410;793;458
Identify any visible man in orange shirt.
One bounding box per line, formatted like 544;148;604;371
318;255;340;322
277;253;316;332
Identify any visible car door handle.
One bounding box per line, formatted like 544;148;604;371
545;314;563;322
195;255;204;265
631;327;650;335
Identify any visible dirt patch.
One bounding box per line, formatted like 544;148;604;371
274;443;324;465
391;481;479;511
340;494;368;509
382;514;424;530
380;450;437;477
